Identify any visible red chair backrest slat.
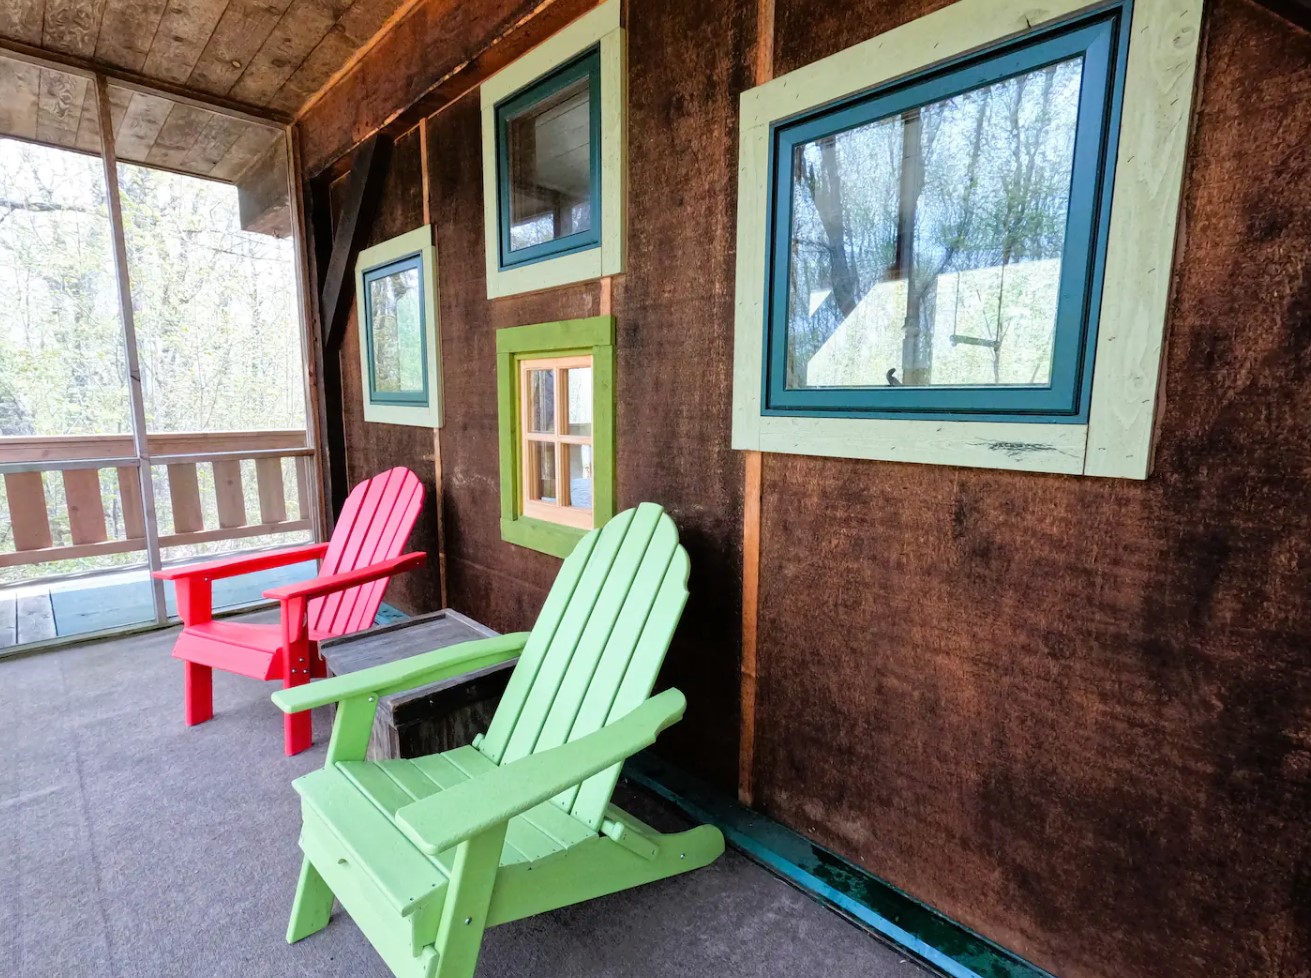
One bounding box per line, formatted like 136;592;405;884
308;467;424;638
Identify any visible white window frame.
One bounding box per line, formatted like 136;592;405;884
354;225;442;428
480;0;626;299
731;0;1205;479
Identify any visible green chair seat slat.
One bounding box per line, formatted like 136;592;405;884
500;508;641;764
569;547;691;827
478;528;601;763
296;767;448;913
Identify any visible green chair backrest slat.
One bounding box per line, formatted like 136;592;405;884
477;503;689;831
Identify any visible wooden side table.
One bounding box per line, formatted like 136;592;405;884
319;609;515;760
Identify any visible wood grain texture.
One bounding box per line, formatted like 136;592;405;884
41;0;107;59
139;0;229;85
227;0;351;106
61;467;107;544
0;56;41;139
185;0;297;96
92;0;167;71
752;6;1311;978
0;1;46;46
331;126;442;614
296;0;598;176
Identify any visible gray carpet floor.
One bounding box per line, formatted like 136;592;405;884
0;615;930;978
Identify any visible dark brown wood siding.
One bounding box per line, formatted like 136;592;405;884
306;1;1311;977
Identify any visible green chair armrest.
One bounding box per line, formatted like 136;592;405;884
271;632;530;713
395;688;687;855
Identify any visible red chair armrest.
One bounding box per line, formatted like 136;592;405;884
262;551;426;602
154;543;330;582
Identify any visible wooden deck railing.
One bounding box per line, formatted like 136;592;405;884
0;431;315;570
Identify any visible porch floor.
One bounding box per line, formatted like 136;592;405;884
0;614;929;978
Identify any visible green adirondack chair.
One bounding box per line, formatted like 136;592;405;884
271;503;724;978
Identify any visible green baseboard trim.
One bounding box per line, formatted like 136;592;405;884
624;753;1056;978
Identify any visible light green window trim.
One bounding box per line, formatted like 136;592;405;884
731;0;1204;479
354;225;442;428
480;0;626;300
497;316;616;558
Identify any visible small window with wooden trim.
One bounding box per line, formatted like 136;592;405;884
498;317;615;557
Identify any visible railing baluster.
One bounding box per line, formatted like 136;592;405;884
117;466;145;539
255;457;287;524
294;456;310;522
62;469;108;545
213;459;247;529
167;463;204;534
4;472;52;551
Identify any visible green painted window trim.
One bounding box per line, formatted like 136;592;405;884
496;316;616;558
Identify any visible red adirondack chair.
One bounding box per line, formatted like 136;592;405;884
155;467;427;756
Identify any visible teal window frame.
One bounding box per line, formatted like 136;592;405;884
362;252;429;406
763;2;1131;424
494;47;603;272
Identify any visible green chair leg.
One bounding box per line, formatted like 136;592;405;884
287;856;335;944
432;825;506;978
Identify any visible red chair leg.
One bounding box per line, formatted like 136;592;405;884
183;661;214;726
284;707;312;756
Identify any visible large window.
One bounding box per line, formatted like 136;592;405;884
480;0;625;299
768;16;1123;421
732;0;1205;477
497;317;614;557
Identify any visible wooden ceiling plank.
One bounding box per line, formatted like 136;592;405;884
71;73;128;149
35;65;90;146
140;0;230;85
112;87;172;161
180;111;246;173
210;121;281;181
41;0;108;59
93;0;169;73
0;1;47;46
268;0;406;114
228;0;353;105
0;56;42;140
186;0;297;96
145;101;214;168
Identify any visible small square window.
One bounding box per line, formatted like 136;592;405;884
497;317;615;557
496;49;601;270
765;12;1127;423
519;355;595;530
354;226;440;428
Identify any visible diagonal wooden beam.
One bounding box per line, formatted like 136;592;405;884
1256;0;1311;31
320;134;393;352
317;134;393;517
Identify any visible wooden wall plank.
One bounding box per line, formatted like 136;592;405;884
166;462;203;533
92;0;168;72
254;457;287;523
185;0;296;96
0;1;47;46
0;56;41;140
41;0;109;58
116;465;144;539
212;459;247;529
35;66;89;146
4;472;52;551
227;0;347;106
140;0;231;85
61;468;108;545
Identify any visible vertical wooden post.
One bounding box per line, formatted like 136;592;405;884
740;0;775;809
95;75;167;623
420;119;449;609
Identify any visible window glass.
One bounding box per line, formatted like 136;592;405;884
765;14;1126;422
528;369;555;432
518;354;593;527
566;366;592;436
528;441;557;503
567;443;593;510
367;262;424;396
507;74;592;251
786;58;1082;392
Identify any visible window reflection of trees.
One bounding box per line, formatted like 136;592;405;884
369;267;424;394
785;59;1082;390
